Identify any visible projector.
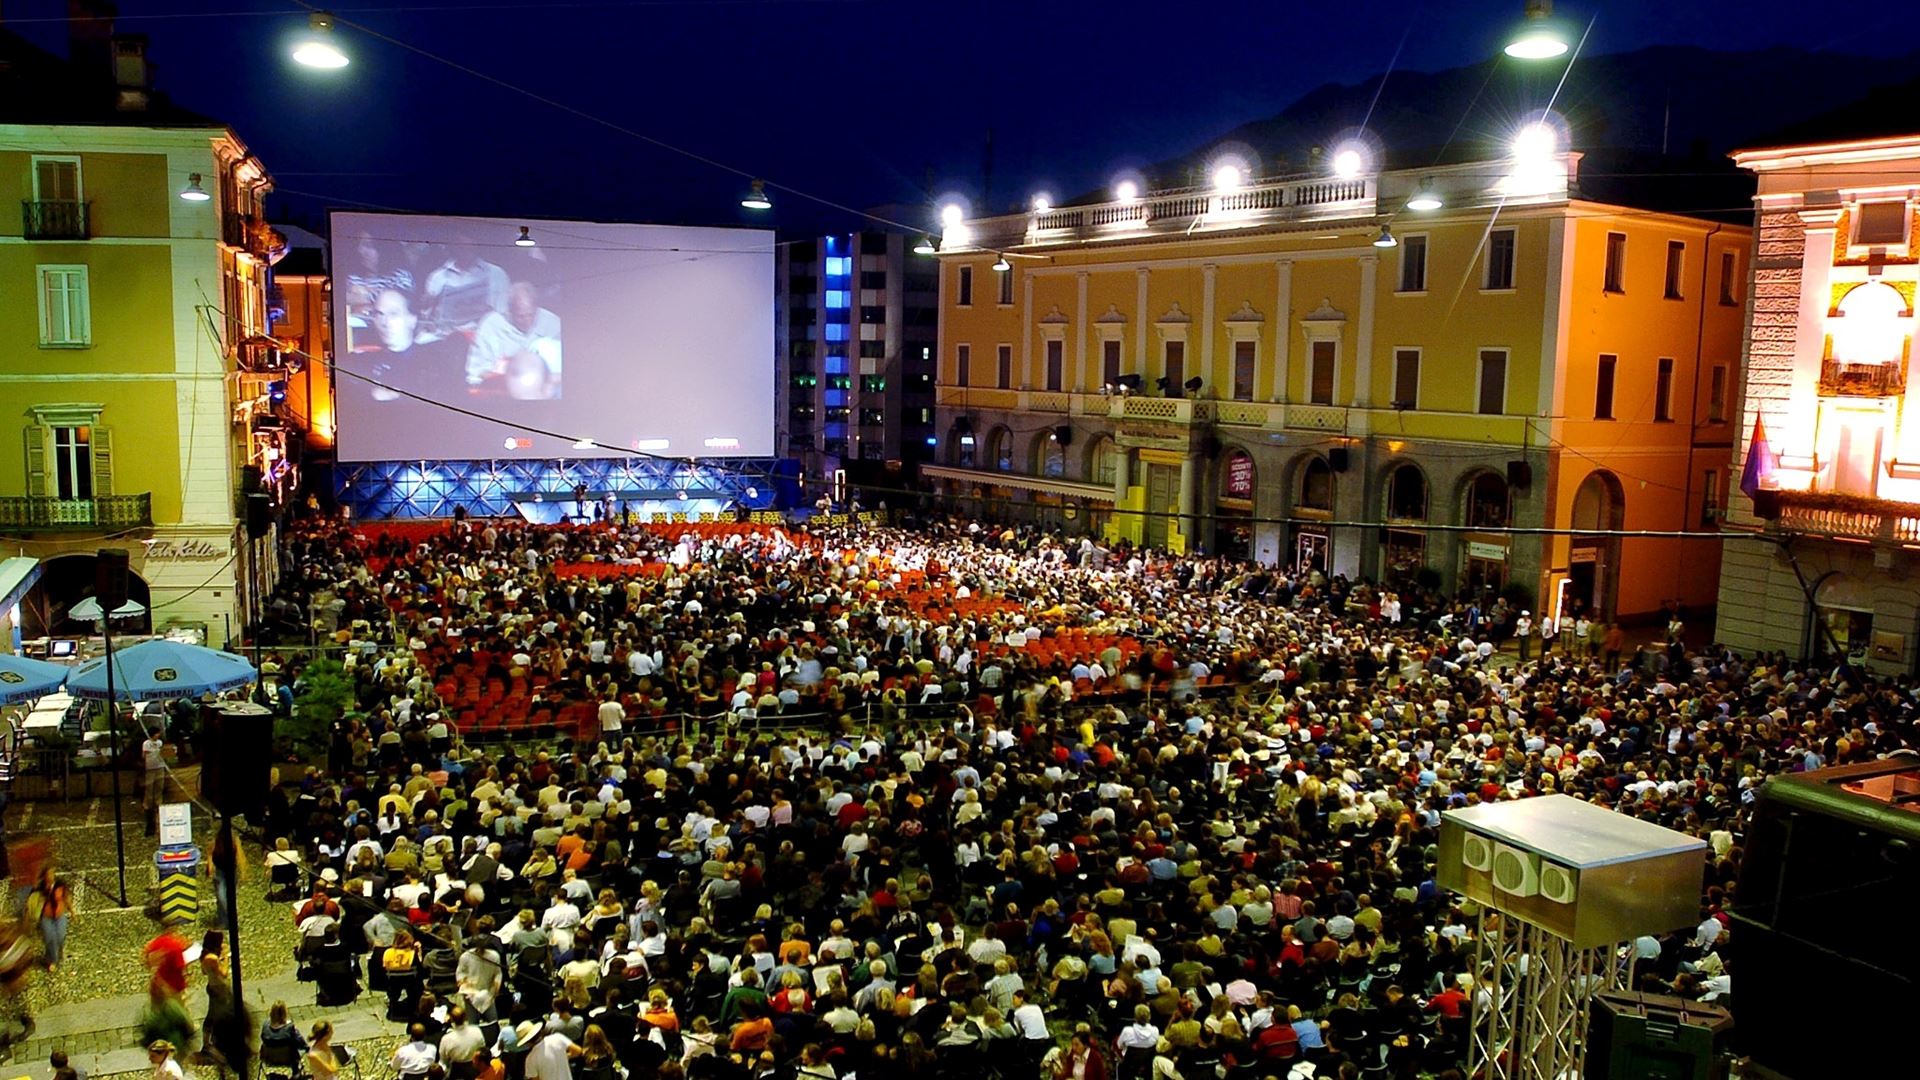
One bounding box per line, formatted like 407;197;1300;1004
1437;794;1706;948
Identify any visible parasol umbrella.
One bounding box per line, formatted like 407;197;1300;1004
0;653;70;705
65;638;257;702
68;596;148;622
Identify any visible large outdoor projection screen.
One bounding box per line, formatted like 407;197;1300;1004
330;212;773;461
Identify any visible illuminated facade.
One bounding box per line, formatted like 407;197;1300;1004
1716;134;1920;669
0;20;279;648
934;147;1748;621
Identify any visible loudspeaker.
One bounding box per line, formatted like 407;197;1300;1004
1507;459;1533;490
246;493;271;540
1585;992;1730;1080
95;548;130;612
1200;435;1222;460
1054;425;1074;447
1329;447;1350;472
199;702;275;819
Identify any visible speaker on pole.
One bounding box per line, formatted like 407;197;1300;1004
199;702;274;819
1328;446;1350;472
1507;459;1533;491
95;547;130;611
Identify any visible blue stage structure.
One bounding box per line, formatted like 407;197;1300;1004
334;457;785;520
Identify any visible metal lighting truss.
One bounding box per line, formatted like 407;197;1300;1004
335;457;777;519
1470;910;1631;1080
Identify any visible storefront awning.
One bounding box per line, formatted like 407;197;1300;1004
0;557;40;618
921;464;1116;504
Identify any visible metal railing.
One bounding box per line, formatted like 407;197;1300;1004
0;493;152;531
21;199;90;240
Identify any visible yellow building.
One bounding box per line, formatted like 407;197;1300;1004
932;144;1748;622
0;23;279;649
1716;131;1920;670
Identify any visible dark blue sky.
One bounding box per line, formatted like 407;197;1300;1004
5;0;1902;235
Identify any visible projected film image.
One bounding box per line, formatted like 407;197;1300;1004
344;232;565;400
331;212;774;462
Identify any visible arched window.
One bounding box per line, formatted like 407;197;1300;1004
1035;433;1065;477
990;428;1014;472
1466;471;1510;528
1300;457;1334;512
1833;281;1909;366
1386;464;1427;521
1089;437;1118;487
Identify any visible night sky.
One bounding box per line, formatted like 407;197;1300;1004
3;0;1905;236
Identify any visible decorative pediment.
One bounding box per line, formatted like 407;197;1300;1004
1095;304;1128;324
1039;305;1070;325
1093;304;1127;343
1157;302;1192;325
1225;300;1264;323
1302;298;1346;323
1300;298;1347;343
1156;302;1192;342
1038;305;1069;342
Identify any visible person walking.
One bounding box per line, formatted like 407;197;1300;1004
26;866;71;972
141;728;169;836
1514;611;1533;662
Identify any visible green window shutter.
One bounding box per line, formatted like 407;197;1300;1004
90;425;113;497
24;426;48;497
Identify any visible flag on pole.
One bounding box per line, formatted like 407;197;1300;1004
1741;415;1778;498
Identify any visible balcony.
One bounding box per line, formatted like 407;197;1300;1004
222;211;275;256
0;494;152;532
1770;489;1920;544
1020;175;1376;245
1818;359;1906;398
21;200;90;240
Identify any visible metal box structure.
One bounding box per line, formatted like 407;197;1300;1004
1438;794;1707;949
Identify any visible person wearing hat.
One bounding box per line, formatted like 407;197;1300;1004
148;1040;184;1080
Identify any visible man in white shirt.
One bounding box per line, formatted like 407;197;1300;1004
391;1024;439;1079
595;698;624;741
523;1029;576;1080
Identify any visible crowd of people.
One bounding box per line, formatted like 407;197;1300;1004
218;512;1915;1080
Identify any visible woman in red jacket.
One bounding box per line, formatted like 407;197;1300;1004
1052;1030;1110;1080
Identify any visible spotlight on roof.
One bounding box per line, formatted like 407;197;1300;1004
1513;121;1558;165
1114;178;1140;203
740;179;773;210
292;11;351;69
940;203;966;228
1504;0;1571;60
1031;194;1052;213
1405;180;1443;212
1212;163;1243;193
1331;147;1366;180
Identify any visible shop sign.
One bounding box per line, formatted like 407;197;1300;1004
1226;453;1255;499
1569;547;1598;564
1467;541;1508;561
147;540;227;561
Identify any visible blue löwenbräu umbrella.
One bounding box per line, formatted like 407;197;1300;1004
65;639;257;701
0;654;71;705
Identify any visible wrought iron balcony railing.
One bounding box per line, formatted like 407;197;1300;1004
21;200;90;240
0;494;152;531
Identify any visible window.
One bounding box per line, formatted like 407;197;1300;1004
955;344;970;388
1719;250;1740;306
51;425;94;500
1655;357;1675;422
1708;364;1728;422
858;340;886;358
1387;464;1427;521
1477;350;1507;415
997;344;1013;389
1604;232;1627;293
1300;458;1334;512
38;266;91;347
1164;341;1185;396
997;267;1014;305
1399;235;1427;293
859;271;887;289
957;265;973;306
1232;340;1257;401
1484;229;1516;290
1309;341;1337;405
1392;349;1420;409
1854;201;1909;246
32;156;81;202
1102;339;1122;389
859;305;885;323
1595;355;1617;419
1092;438;1118;487
860;375;886;392
858;409;885;426
1664;240;1686;299
1044;340;1064;392
1701;469;1723;529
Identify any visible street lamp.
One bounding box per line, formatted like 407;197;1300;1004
1504;0;1570;60
179;174;211;202
292;12;350;69
740;179;773;210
